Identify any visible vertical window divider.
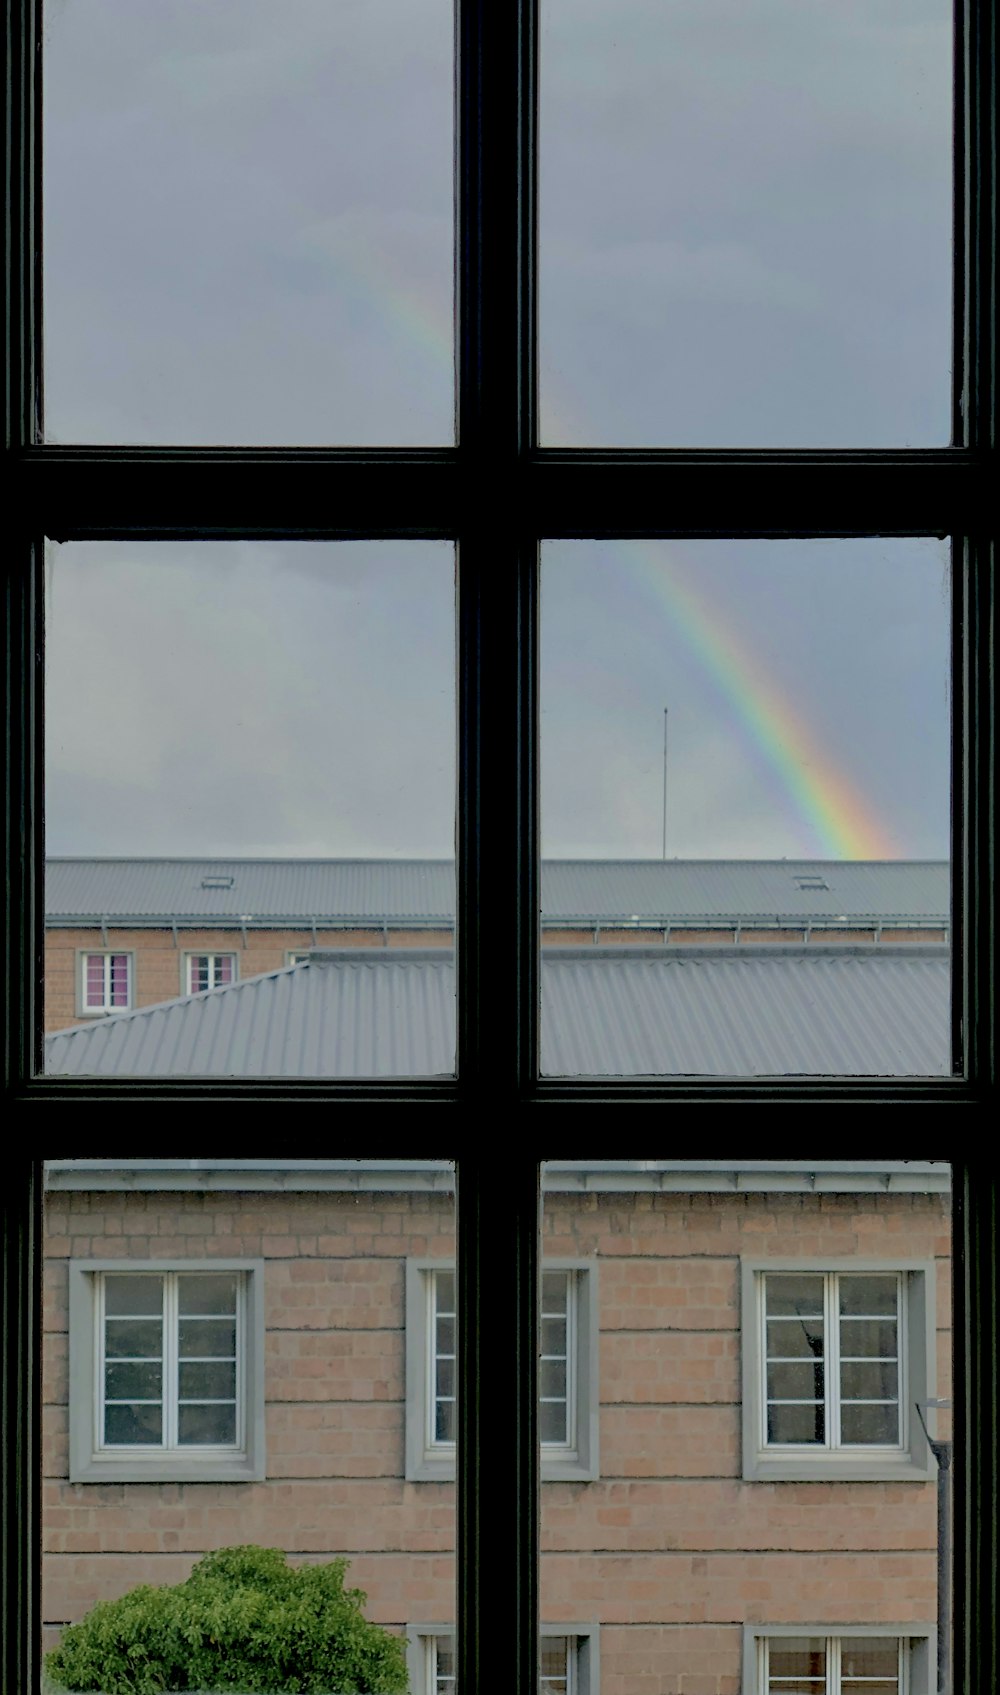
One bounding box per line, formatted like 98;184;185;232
164;1274;177;1450
827;1274;839;1451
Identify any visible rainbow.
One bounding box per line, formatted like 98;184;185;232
614;542;899;859
321;244;898;859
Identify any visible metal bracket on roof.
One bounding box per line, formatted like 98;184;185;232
171;919;179;950
100;916;108;947
311;919;318;946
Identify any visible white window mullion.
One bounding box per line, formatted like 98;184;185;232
235;1272;246;1450
897;1273;908;1452
564;1275;577;1454
827;1275;840;1450
164;1274;178;1449
94;1273;107;1455
759;1273;769;1450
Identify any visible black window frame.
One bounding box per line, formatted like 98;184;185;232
3;0;996;1687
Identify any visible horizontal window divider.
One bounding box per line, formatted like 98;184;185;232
18;447;990;540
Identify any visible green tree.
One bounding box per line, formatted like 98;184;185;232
44;1546;410;1695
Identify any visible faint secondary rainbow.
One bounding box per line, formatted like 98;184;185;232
328;246;898;859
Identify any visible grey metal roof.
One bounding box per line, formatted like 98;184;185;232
44;1158;951;1194
45;857;949;926
45;945;950;1078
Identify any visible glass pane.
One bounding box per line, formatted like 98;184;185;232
541;540;951;1076
43;0;454;444
766;1362;823;1401
766;1278;825;1320
840;1403;900;1445
840;1360;898;1402
839;1320;898;1359
178;1361;237;1400
541;1164;954;1688
178;1275;238;1316
44;541;456;1078
177;1403;237;1446
767;1318;824;1359
540;0;951;445
178;1318;237;1358
104;1276;163;1316
105;1362;163;1401
104;1319;163;1359
767;1403;825;1445
539;1400;568;1444
840;1639;900;1678
104;1403;163;1445
839;1276;899;1317
44;1157;455;1695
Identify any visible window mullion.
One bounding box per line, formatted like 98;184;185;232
164;1275;177;1451
827;1275;839;1450
456;1156;539;1695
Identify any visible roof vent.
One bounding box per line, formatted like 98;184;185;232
200;874;234;889
794;875;829;891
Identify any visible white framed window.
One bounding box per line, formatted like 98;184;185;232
743;1627;935;1695
183;951;238;994
405;1259;598;1481
67;1259;265;1482
741;1260;937;1482
76;949;132;1015
408;1628;599;1695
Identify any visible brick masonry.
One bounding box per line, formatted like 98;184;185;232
42;1188;951;1693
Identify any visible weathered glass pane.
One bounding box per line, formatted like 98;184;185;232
104;1275;163;1316
104;1402;162;1445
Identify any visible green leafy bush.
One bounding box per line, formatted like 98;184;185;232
44;1545;410;1695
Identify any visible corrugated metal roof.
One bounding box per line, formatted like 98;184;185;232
45;946;950;1078
45;857;949;925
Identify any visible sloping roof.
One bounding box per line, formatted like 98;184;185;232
45;945;950;1078
45;857;950;926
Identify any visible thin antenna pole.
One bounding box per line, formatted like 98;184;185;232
661;707;668;860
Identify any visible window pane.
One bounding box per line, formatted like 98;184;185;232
178;1318;237;1358
104;1276;163;1317
541;1165;952;1689
840;1639;900;1679
178;1275;238;1317
767;1403;825;1445
177;1403;237;1446
43;1157;455;1695
178;1362;237;1400
839;1277;899;1318
105;1362;163;1401
44;542;456;1077
840;1403;899;1445
540;0;951;445
104;1319;163;1359
43;0;454;444
104;1403;163;1445
541;540;950;1077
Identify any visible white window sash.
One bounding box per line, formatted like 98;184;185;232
760;1272;906;1456
95;1271;244;1459
761;1635;905;1695
427;1267;578;1457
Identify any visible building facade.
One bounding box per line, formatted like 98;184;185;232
44;860;950;1034
42;1160;952;1695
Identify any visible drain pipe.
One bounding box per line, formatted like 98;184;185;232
916;1399;952;1695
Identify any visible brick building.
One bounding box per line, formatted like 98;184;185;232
42;1159;952;1695
44;859;949;1034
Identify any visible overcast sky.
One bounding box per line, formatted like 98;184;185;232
43;1;952;863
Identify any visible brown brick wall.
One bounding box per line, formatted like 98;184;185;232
42;1186;951;1694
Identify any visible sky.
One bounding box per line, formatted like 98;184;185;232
42;0;953;864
